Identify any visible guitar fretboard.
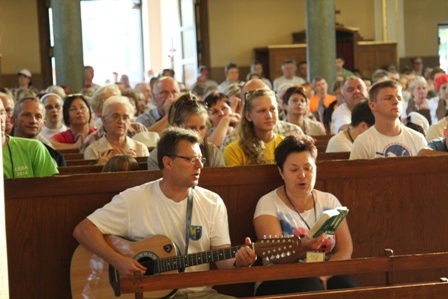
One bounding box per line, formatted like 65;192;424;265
155;246;240;273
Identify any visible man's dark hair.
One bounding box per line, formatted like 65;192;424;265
225;63;238;74
157;127;201;170
351;99;375;127
275;134;317;172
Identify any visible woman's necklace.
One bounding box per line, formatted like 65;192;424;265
283;185;316;230
347;128;354;143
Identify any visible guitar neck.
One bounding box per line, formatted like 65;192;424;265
156;246;240;273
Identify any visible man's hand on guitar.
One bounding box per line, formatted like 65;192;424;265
115;256;147;278
234;237;257;268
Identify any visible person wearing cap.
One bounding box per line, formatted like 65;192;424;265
17;69;33;89
13;69;39;100
404;111;430;136
350;80;427;159
430;74;448;123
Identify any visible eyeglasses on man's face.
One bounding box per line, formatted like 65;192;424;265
170;155;206;165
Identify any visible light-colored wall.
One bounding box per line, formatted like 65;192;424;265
404;0;448;57
208;0;375;68
0;1;40;77
0;0;445;85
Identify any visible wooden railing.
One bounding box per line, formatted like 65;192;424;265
119;251;448;298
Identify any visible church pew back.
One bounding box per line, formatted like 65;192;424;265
5;155;448;298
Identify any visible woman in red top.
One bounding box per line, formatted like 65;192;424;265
50;94;96;150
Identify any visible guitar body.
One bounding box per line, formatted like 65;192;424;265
70;235;180;299
71;234;300;298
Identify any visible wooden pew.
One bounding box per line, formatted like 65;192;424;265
64;156;149;167
62;152;84;160
57;153;348;175
5;155;448;298
58;162;149;174
118;251;448;298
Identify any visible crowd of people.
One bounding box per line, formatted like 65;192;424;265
3;56;448;296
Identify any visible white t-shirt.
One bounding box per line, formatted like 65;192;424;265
326;131;352;153
331;103;351;134
40;125;67;140
350;125;427;159
88;179;231;292
273;76;306;92
254;189;341;258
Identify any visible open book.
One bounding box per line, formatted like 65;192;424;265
306;206;349;238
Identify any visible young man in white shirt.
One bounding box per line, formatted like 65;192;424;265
350;80;427;159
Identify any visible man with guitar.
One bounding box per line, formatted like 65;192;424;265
73;127;257;298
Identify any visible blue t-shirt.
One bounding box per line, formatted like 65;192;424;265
427;137;448;152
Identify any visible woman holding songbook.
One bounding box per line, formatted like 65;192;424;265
253;134;358;295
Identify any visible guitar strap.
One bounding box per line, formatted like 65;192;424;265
184;187;194;256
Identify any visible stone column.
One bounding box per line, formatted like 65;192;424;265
306;0;336;85
51;0;84;93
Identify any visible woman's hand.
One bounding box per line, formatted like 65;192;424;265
300;233;326;251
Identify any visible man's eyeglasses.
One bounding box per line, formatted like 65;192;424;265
170;155;206;165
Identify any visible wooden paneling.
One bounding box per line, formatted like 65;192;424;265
5;156;448;298
256;42;397;82
355;42;398;77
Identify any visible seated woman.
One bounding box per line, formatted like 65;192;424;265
84;96;149;164
223;88;284;166
282;86;326;136
203;91;240;147
101;154;140;172
147;93;225;169
50;94;96;150
403;76;433;125
254;134;358;295
39;93;67;140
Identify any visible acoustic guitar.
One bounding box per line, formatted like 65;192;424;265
70;234;300;299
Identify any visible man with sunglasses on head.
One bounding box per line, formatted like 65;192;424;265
74;127;257;298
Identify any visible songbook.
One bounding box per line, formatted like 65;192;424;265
306;206;349;238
